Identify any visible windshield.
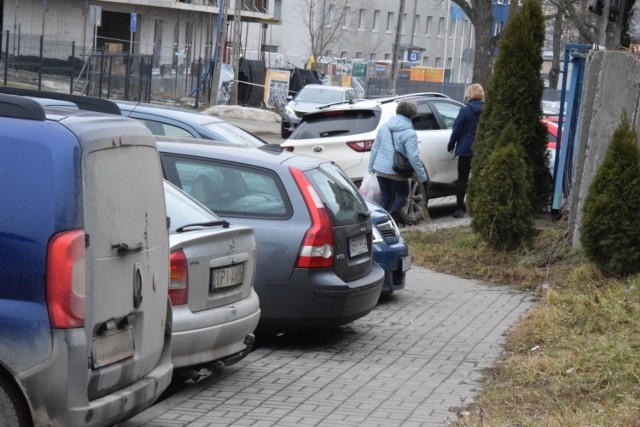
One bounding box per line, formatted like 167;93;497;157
296;87;345;104
203;122;266;146
304;162;368;225
163;180;221;232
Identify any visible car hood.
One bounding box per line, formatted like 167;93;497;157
289;101;324;113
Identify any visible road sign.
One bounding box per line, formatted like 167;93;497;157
408;50;420;62
130;13;137;33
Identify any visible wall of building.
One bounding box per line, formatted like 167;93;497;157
242;0;475;83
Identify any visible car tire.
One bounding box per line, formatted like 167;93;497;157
0;381;29;427
398;177;428;225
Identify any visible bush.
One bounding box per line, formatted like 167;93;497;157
470;127;534;251
580;111;640;276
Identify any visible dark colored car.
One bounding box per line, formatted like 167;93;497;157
157;141;385;333
0;94;173;426
116;101;267;146
366;200;411;295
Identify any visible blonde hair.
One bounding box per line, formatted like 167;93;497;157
465;83;485;101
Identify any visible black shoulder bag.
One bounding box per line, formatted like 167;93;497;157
391;132;414;178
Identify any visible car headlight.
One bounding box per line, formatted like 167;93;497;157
372;225;383;243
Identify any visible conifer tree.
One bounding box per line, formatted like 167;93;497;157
469;0;551;212
470;124;534;251
581;111;640;276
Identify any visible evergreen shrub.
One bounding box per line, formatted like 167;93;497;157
580;111;640;276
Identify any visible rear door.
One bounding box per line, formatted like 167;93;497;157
303;162;373;282
82;140;169;396
414;100;461;184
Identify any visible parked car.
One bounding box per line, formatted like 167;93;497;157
116;101;267;146
157;141;385;333
282;93;464;224
366;200;411;295
163;180;260;376
542;116;559;178
281;83;358;138
0;94;173;426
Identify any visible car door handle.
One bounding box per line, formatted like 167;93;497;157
112;242;143;254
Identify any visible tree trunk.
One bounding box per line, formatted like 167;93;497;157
549;7;563;89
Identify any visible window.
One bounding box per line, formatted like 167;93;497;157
137;119;193;138
412;103;438;131
426;16;432;36
449;19;455;38
401;13;407;34
327;4;335;27
435;57;442;67
165;156;290;218
422;56;429;66
386;12;394;33
369;52;376;60
414;15;420;36
358;8;365;30
446;57;452;69
493;21;504;35
431;101;462;129
263;44;278;53
384;53;391;60
341;51;348;58
438;17;445;37
341;6;351;29
373;10;380;31
355;51;363;59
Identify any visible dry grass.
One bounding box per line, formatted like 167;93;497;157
403;220;640;426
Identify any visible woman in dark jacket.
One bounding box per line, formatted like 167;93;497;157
447;83;484;218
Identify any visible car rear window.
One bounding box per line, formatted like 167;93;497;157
304;162;369;225
290;109;380;140
162;155;291;219
203;122;266;146
163;180;221;233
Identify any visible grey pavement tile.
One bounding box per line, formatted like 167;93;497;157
120;266;535;427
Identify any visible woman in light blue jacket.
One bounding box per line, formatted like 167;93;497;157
368;100;428;224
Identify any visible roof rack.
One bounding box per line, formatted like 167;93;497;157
0;87;121;115
316;98;367;110
378;92;451;104
0;94;46;121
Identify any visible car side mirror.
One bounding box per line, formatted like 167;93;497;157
286;95;293;101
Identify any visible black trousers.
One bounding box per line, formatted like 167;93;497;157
456;155;472;210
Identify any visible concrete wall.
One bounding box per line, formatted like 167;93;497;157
569;50;640;247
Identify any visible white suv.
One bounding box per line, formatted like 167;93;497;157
281;93;464;224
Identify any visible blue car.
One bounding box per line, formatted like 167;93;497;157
366;200;411;295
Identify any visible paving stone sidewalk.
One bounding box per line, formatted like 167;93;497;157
121;266;535;427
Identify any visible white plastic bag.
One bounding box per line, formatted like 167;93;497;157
359;173;381;203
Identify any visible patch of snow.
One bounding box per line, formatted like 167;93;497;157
204;105;281;123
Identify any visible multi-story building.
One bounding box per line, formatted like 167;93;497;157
244;1;477;84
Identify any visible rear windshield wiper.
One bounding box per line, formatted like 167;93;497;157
319;130;350;138
176;220;230;232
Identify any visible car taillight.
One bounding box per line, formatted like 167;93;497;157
46;229;86;328
290;166;334;268
346;140;374;152
169;250;189;305
282;146;294;152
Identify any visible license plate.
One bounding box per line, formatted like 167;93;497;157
349;234;368;257
91;327;135;369
211;264;244;290
401;255;411;272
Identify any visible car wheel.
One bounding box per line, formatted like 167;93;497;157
0;381;29;427
398;177;428;225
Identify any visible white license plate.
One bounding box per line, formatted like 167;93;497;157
401;255;411;272
211;264;244;290
91;327;135;369
349;234;368;257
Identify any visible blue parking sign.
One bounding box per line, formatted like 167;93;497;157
408;50;419;62
130;13;137;32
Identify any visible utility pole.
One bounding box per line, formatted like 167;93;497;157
389;0;406;96
210;0;229;105
229;0;242;105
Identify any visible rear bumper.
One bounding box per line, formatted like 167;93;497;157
18;327;173;427
255;262;385;333
373;238;410;294
170;289;261;369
